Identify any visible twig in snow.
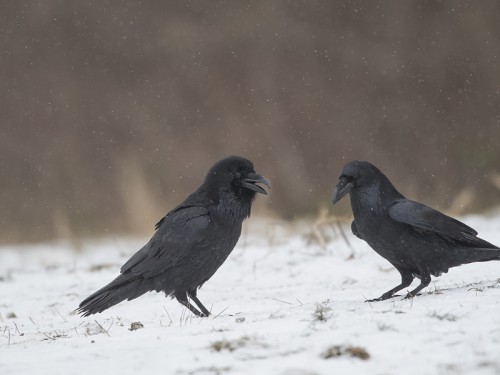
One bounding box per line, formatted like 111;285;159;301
272;298;292;305
106;321;114;334
179;308;185;327
363;296;374;310
54;307;67;322
211;306;228;320
163;305;173;327
407;293;415;309
39;331;56;341
13;321;23;336
94;320;110;336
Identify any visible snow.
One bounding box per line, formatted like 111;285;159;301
1;215;500;375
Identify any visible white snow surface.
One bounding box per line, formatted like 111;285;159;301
1;215;500;375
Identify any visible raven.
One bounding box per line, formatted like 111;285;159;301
332;160;500;301
78;156;270;317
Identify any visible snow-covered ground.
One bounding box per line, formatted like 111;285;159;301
1;215;500;375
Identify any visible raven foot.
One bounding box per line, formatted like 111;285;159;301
365;293;401;302
176;293;210;317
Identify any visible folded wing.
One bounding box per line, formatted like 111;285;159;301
121;205;211;278
389;199;497;249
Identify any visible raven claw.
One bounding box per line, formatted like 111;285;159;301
365;292;405;302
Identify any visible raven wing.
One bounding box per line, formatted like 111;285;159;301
388;199;496;248
120;205;210;278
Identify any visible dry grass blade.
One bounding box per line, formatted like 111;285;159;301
310;209;356;257
272;298;292;305
94;320;111;336
163;305;173;327
13;321;23;336
333;215;356;258
212;306;228;320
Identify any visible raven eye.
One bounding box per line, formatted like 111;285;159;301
235;172;242;179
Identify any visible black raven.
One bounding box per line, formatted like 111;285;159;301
78;156;270;317
332;160;500;301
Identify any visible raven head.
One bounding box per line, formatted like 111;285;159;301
332;175;354;204
206;156;270;197
332;160;384;204
202;156;270;221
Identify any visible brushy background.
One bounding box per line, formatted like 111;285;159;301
2;1;500;243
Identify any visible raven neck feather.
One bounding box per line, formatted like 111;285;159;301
351;179;403;219
214;192;253;223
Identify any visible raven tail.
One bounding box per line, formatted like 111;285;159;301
77;275;152;317
454;247;500;266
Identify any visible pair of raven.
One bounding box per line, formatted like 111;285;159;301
78;157;500;317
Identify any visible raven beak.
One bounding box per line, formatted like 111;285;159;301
332;177;353;205
242;173;271;195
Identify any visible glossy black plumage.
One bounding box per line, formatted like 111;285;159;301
332;160;500;301
78;156;270;317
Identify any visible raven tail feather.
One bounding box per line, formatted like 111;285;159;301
77;275;152;317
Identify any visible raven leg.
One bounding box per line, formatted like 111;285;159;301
366;267;414;302
187;290;211;317
403;268;431;299
175;292;204;317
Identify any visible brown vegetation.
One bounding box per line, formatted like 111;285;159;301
1;1;499;243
